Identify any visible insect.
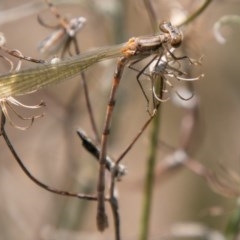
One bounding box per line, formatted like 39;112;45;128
0;21;201;231
94;21;188;231
0;22;182;99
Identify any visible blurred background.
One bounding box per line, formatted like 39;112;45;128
0;0;240;239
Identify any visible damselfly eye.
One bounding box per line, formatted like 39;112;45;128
170;36;182;48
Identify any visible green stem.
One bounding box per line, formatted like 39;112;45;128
178;0;212;27
225;199;240;240
140;108;161;240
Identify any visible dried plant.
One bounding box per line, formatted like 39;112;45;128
1;1;240;240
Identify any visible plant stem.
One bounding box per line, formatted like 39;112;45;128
178;0;212;27
140;107;161;240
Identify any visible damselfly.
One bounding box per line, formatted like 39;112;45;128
0;22;182;99
0;21;201;231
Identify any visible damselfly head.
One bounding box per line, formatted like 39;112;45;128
159;21;183;48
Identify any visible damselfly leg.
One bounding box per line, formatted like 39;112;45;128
129;46;202;113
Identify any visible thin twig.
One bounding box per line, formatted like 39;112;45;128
0;112;99;201
116;111;156;165
139;94;162;240
77;129;126;179
109;169;121;240
72;37;100;142
0;45;46;64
